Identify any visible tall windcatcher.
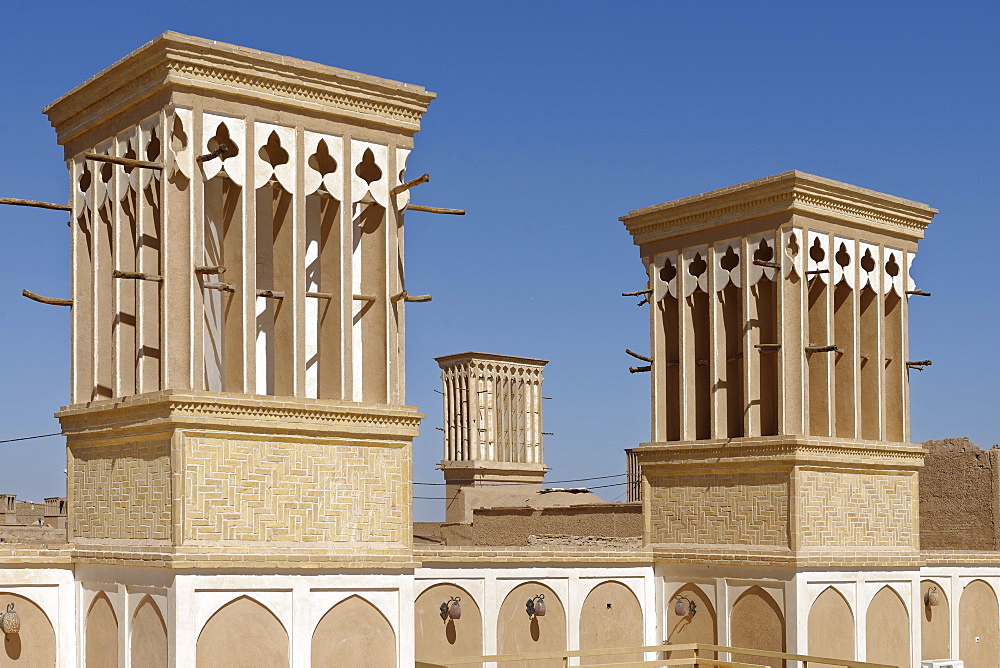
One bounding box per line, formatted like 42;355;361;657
436;352;548;523
44;33;436;565
621;172;937;567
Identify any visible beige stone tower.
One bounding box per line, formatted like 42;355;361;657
621;172;936;567
45;33;434;566
436;352;548;523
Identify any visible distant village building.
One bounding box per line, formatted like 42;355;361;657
0;31;998;667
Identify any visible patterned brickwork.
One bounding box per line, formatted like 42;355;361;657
647;470;788;546
184;437;407;543
71;438;171;539
797;469;917;548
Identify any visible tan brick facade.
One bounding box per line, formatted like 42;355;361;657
796;469;918;549
184;436;406;543
647;470;787;546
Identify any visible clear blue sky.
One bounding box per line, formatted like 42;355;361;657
0;2;996;522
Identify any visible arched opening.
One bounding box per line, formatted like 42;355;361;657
664;583;717;660
866;586;910;668
730;586;784;668
807;587;854;667
196;595;288;668
312;595;395;667
960;580;999;668
131;595;167;668
85;591;118;668
415;584;482;662
497;582;566;668
579;581;643;665
921;580;950;661
0;592;56;666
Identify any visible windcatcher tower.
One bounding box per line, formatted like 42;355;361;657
45;33;434;566
435;353;548;524
621;172;936;567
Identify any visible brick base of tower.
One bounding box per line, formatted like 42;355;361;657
58;391;422;569
635;435;925;568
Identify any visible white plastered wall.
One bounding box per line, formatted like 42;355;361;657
0;566;75;667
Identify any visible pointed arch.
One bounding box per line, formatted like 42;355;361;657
85;591;118;668
196;595;288;668
131;595;167;668
415;583;482;662
960;579;999;667
579;581;643;665
808;587;854;665
497;581;566;667
730;586;784;668
0;592;55;666
866;586;910;668
665;583;717;649
921;579;950;661
312;595;395;667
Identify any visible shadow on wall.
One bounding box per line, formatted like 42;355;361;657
664;583;717;661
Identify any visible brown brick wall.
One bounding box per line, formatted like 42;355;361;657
467;503;642;546
920;438;999;550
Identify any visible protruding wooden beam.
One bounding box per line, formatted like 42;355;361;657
306;291;334;299
629;365;651;374
753;259;781;269
805;344;842;353
85;153;163;171
626;349;653;363
256;289;284;299
906;360;932;370
353;294;377;302
391;290;432;303
1;197;71;212
906;290;931;297
197;144;229;163
22;289;72;306
391;173;430;195
622;288;652;297
195;265;226;275
202;282;235;292
113;270;162;282
407;205;465;215
755;343;782;352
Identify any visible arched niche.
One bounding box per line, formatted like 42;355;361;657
312;595;395;667
866;586;910;668
920;580;950;661
85;591;118;668
0;592;56;666
807;587;854;667
131;595;167;668
730;586;784;668
663;583;717;660
960;580;999;668
579;581;643;665
196;595;288;668
415;583;482;662
497;582;566;668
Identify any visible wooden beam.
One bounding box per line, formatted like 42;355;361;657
407;204;465;215
85;153;163;171
0;197;71;212
22;289;72;306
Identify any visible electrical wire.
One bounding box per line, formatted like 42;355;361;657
413;473;625;487
0;432;61;444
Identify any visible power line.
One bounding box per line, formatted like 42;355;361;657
414;480;629;500
413;473;626;487
0;432;61;444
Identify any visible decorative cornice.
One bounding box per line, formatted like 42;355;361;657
44;32;436;145
635;435;926;471
435;351;549;369
56;390;423;439
620;171;937;246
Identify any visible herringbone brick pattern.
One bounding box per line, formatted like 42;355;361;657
184;438;406;542
797;470;917;547
647;470;787;545
71;439;171;539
